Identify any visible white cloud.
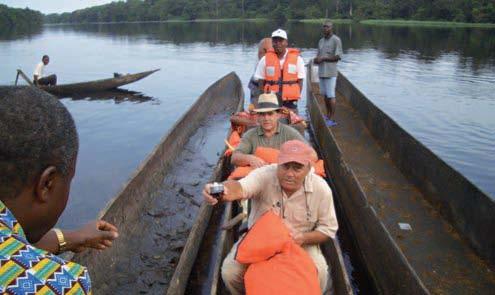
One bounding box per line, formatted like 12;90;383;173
0;0;117;14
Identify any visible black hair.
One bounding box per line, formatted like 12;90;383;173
0;87;78;199
42;55;49;60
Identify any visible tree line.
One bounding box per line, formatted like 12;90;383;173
0;4;43;29
0;0;489;25
44;0;495;24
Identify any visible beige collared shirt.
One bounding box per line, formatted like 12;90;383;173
239;164;338;238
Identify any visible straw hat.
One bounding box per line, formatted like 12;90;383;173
254;93;280;113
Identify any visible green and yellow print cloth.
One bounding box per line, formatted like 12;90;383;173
0;201;92;294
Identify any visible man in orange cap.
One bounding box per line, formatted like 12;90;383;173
203;140;338;294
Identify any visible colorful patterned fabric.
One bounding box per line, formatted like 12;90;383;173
0;201;92;294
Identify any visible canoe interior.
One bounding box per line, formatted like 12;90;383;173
72;72;243;294
336;73;495;266
306;64;495;293
40;69;159;96
182;132;353;293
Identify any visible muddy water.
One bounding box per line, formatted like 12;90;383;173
95;114;230;294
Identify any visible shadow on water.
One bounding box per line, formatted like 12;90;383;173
59;89;155;103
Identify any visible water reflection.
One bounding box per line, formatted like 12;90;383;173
47;22;274;45
47;21;495;70
1;21;493;229
0;25;42;40
63;89;155;103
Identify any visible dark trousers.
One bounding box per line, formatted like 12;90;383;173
248;78;262;105
282;100;298;113
36;74;57;86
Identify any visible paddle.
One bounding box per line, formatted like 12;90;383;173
15;69;34;86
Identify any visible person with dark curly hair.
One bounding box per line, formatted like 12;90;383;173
0;87;118;294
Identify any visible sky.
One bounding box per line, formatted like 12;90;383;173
0;0;116;14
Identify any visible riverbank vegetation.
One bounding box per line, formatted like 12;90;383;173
359;19;495;28
44;0;495;25
0;4;43;29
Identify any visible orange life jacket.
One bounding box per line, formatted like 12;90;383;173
228;147;326;179
228;147;280;179
224;130;241;157
264;48;301;101
236;211;321;295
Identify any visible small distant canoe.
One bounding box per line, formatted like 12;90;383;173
25;69;159;96
15;69;160;97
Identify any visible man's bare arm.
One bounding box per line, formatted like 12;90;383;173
292;230;330;246
34;221;118;254
230;115;257;127
231;151;266;168
203;180;244;205
322;55;341;62
298;79;303;91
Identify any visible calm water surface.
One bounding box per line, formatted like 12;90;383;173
1;22;494;229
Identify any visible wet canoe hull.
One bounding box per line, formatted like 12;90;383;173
39;69;159;96
71;72;243;293
307;65;494;293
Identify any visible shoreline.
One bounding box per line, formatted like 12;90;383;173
43;18;269;26
44;18;495;28
358;19;495;28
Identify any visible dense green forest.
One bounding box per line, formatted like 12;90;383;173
0;4;43;29
44;0;495;24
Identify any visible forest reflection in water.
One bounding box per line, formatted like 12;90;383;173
41;21;495;70
1;20;494;228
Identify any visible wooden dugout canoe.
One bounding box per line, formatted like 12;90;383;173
306;63;495;294
171;102;353;293
71;72;243;293
37;69;159;96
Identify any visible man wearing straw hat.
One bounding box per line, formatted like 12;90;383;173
231;93;305;168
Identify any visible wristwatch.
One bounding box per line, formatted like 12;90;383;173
52;228;67;253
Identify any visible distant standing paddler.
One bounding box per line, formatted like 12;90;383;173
314;21;343;127
33;55;57;86
254;29;306;112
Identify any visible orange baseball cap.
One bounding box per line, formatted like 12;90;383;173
278;140;315;165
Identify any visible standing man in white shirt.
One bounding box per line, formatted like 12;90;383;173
314;21;343;127
254;29;306;112
33;55;57;86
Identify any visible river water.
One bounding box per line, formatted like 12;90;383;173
0;21;494;229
